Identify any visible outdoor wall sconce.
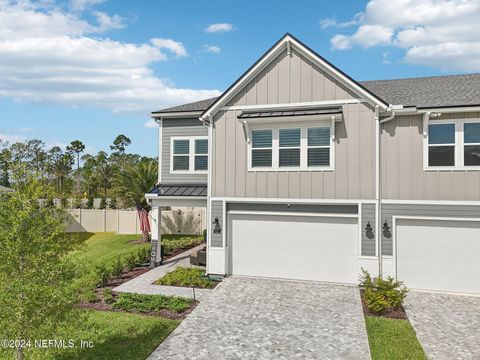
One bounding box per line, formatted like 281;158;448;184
365;221;374;239
365;221;372;232
213;216;222;234
382;220;390;232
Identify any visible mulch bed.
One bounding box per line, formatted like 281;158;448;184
78;286;198;320
107;267;151;287
359;289;408;320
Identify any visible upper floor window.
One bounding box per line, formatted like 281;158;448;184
425;119;480;170
171;136;208;173
249;123;334;171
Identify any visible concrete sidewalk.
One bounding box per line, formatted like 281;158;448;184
113;244;213;300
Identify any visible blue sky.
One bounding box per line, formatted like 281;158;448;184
0;0;478;157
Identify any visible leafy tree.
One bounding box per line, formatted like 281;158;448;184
0;146;11;187
0;167;82;360
110;135;131;155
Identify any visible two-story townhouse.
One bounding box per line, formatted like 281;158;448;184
146;34;480;295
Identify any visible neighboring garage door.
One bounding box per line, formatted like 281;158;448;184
229;213;359;284
396;219;480;294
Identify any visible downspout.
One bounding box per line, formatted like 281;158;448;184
154;117;162;184
376;109;396;277
374;106;381;276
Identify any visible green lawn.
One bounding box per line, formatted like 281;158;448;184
73;232;150;270
0;310;179;360
365;316;427;360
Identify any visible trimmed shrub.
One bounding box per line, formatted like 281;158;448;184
111;256;124;278
103;288;114;304
125;253;137;272
95;264;111;287
155;267;218;289
112;293;191;313
359;269;408;315
136;247;151;265
81;288;98;303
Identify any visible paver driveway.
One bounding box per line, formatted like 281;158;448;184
405;292;480;360
148;277;370;360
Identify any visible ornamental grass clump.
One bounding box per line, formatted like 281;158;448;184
359;269;408;315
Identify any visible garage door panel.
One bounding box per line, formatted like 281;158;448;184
396;219;480;294
230;214;358;284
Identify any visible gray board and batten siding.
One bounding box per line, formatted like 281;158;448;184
381;112;480;201
212;48;377;200
161;118;207;183
210;200;224;247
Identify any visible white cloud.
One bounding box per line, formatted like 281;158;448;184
202;44;221;54
205;23;234;33
319;18;337;29
143;119;158;128
92;11;124;32
329;0;480;71
320;13;363;29
70;0;106;12
19;127;35;132
151;38;187;57
0;1;220;113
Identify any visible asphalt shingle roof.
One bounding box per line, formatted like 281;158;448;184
152;73;480;114
152;97;218;114
360;73;480;109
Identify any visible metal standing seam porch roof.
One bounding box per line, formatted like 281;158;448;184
237;106;342;119
148;183;207;197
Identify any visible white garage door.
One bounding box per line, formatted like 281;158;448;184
396;219;480;294
229;213;359;284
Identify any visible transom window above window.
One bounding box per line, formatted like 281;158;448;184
425;119;480;170
171;137;208;173
249;124;334;171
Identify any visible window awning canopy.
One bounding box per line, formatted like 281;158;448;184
238;106;342;120
238;106;342;143
148;183;207;197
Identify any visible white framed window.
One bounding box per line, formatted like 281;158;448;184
170;136;208;173
248;121;334;171
424;119;480;170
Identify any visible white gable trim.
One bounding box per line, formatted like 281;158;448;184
200;34;389;122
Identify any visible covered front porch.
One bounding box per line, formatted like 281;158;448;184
146;183;207;267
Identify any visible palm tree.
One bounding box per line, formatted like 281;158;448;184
114;159;158;241
95;162;114;199
52;154;73;195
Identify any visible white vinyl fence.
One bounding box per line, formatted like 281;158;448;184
65;208;206;235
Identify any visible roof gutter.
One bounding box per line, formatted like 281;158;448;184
151;111;203;119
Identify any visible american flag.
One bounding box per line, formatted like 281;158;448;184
137;207;151;233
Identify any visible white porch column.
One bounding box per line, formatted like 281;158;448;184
150;206;162;267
